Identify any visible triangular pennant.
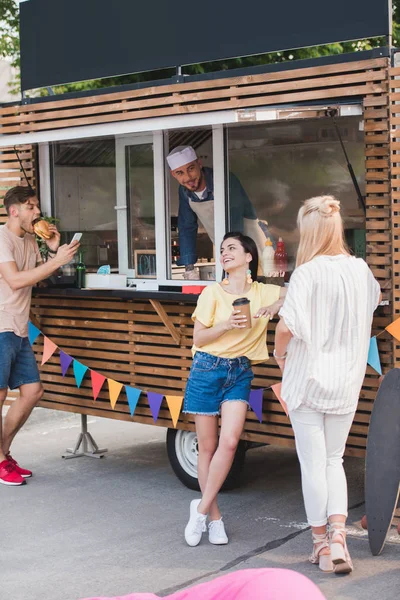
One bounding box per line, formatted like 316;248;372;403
73;360;89;388
125;386;141;417
90;370;106;401
248;389;263;423
41;337;57;365
28;321;41;346
108;379;123;409
271;382;288;417
59;351;73;377
165;395;183;428
147;391;164;423
367;336;382;376
385;316;400;342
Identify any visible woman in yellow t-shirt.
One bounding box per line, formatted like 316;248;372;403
183;232;285;547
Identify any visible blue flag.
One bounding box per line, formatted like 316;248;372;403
367;336;382;376
73;360;89;388
28;321;41;346
126;386;141;416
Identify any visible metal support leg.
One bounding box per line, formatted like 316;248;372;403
62;414;108;459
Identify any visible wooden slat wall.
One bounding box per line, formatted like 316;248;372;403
0;58;388;135
0;145;37;224
28;293;384;457
1;56;393;459
389;64;400;375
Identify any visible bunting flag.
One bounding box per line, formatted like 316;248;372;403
165;395;184;428
91;371;106;401
126;386;141;417
28;322;41;346
271;382;288;416
147;392;164;423
60;351;73;377
385;316;400;342
367;336;382;376
108;379;123;409
248;389;263;423
41;337;58;365
73;360;89;388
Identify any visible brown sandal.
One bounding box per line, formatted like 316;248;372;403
309;532;334;573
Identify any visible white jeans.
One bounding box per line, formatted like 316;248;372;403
289;405;355;527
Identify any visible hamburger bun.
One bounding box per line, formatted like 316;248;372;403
33;220;53;240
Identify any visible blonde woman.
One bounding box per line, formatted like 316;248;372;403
274;196;381;574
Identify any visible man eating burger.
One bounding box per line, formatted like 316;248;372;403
0;185;80;485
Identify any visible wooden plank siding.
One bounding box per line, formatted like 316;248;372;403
0;145;37;225
0;56;393;461
29;293;382;456
0;58;388;135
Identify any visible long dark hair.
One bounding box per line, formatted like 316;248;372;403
221;231;259;282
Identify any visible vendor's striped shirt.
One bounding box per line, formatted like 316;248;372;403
279;255;380;415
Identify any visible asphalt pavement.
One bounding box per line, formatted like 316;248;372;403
1;407;399;600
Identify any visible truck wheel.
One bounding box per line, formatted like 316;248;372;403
166;428;246;491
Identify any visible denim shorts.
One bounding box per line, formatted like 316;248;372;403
183;351;254;416
0;332;41;390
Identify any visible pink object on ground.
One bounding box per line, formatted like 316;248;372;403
81;568;326;600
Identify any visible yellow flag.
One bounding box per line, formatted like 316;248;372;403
386;316;400;342
107;379;123;409
165;395;184;428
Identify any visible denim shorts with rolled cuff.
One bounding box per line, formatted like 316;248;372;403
0;332;41;390
183;351;254;416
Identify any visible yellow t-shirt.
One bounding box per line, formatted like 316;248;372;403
192;281;281;364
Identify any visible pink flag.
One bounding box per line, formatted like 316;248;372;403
41;337;58;365
271;382;288;416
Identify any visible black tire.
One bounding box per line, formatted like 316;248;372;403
166;428;246;491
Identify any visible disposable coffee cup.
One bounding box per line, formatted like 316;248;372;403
232;297;251;329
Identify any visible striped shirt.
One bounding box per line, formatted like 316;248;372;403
279;255;381;414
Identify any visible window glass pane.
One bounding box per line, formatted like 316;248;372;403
165;127;215;281
51;137;117;270
226;116;365;280
125;143;156;277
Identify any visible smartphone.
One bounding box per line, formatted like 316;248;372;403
70;233;82;243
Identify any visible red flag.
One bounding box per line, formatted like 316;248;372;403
91;370;106;401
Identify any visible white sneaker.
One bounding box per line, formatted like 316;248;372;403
184;499;207;547
208;518;228;545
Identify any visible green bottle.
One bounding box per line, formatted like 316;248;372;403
76;250;86;289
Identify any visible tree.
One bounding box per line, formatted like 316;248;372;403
0;0;399;97
0;0;19;94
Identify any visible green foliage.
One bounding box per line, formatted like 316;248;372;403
0;0;20;94
0;0;399;97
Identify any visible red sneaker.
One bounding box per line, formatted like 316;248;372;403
0;459;26;486
6;454;32;478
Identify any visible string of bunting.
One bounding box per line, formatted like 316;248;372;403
28;313;399;425
27;321;287;425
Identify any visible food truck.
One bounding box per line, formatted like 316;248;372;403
0;1;398;528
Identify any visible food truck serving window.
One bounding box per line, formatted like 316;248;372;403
165;127;216;282
225;116;366;281
51;138;118;271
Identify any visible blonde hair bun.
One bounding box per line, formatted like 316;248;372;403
318;196;340;218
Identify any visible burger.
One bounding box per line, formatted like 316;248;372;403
33;219;53;240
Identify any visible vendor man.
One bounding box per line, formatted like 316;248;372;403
167;145;267;278
0;186;79;486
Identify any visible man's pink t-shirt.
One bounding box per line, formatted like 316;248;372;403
0;224;41;338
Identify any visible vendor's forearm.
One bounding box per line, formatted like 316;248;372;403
6;259;62;291
193;322;230;347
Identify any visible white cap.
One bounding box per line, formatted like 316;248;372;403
166;145;198;171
